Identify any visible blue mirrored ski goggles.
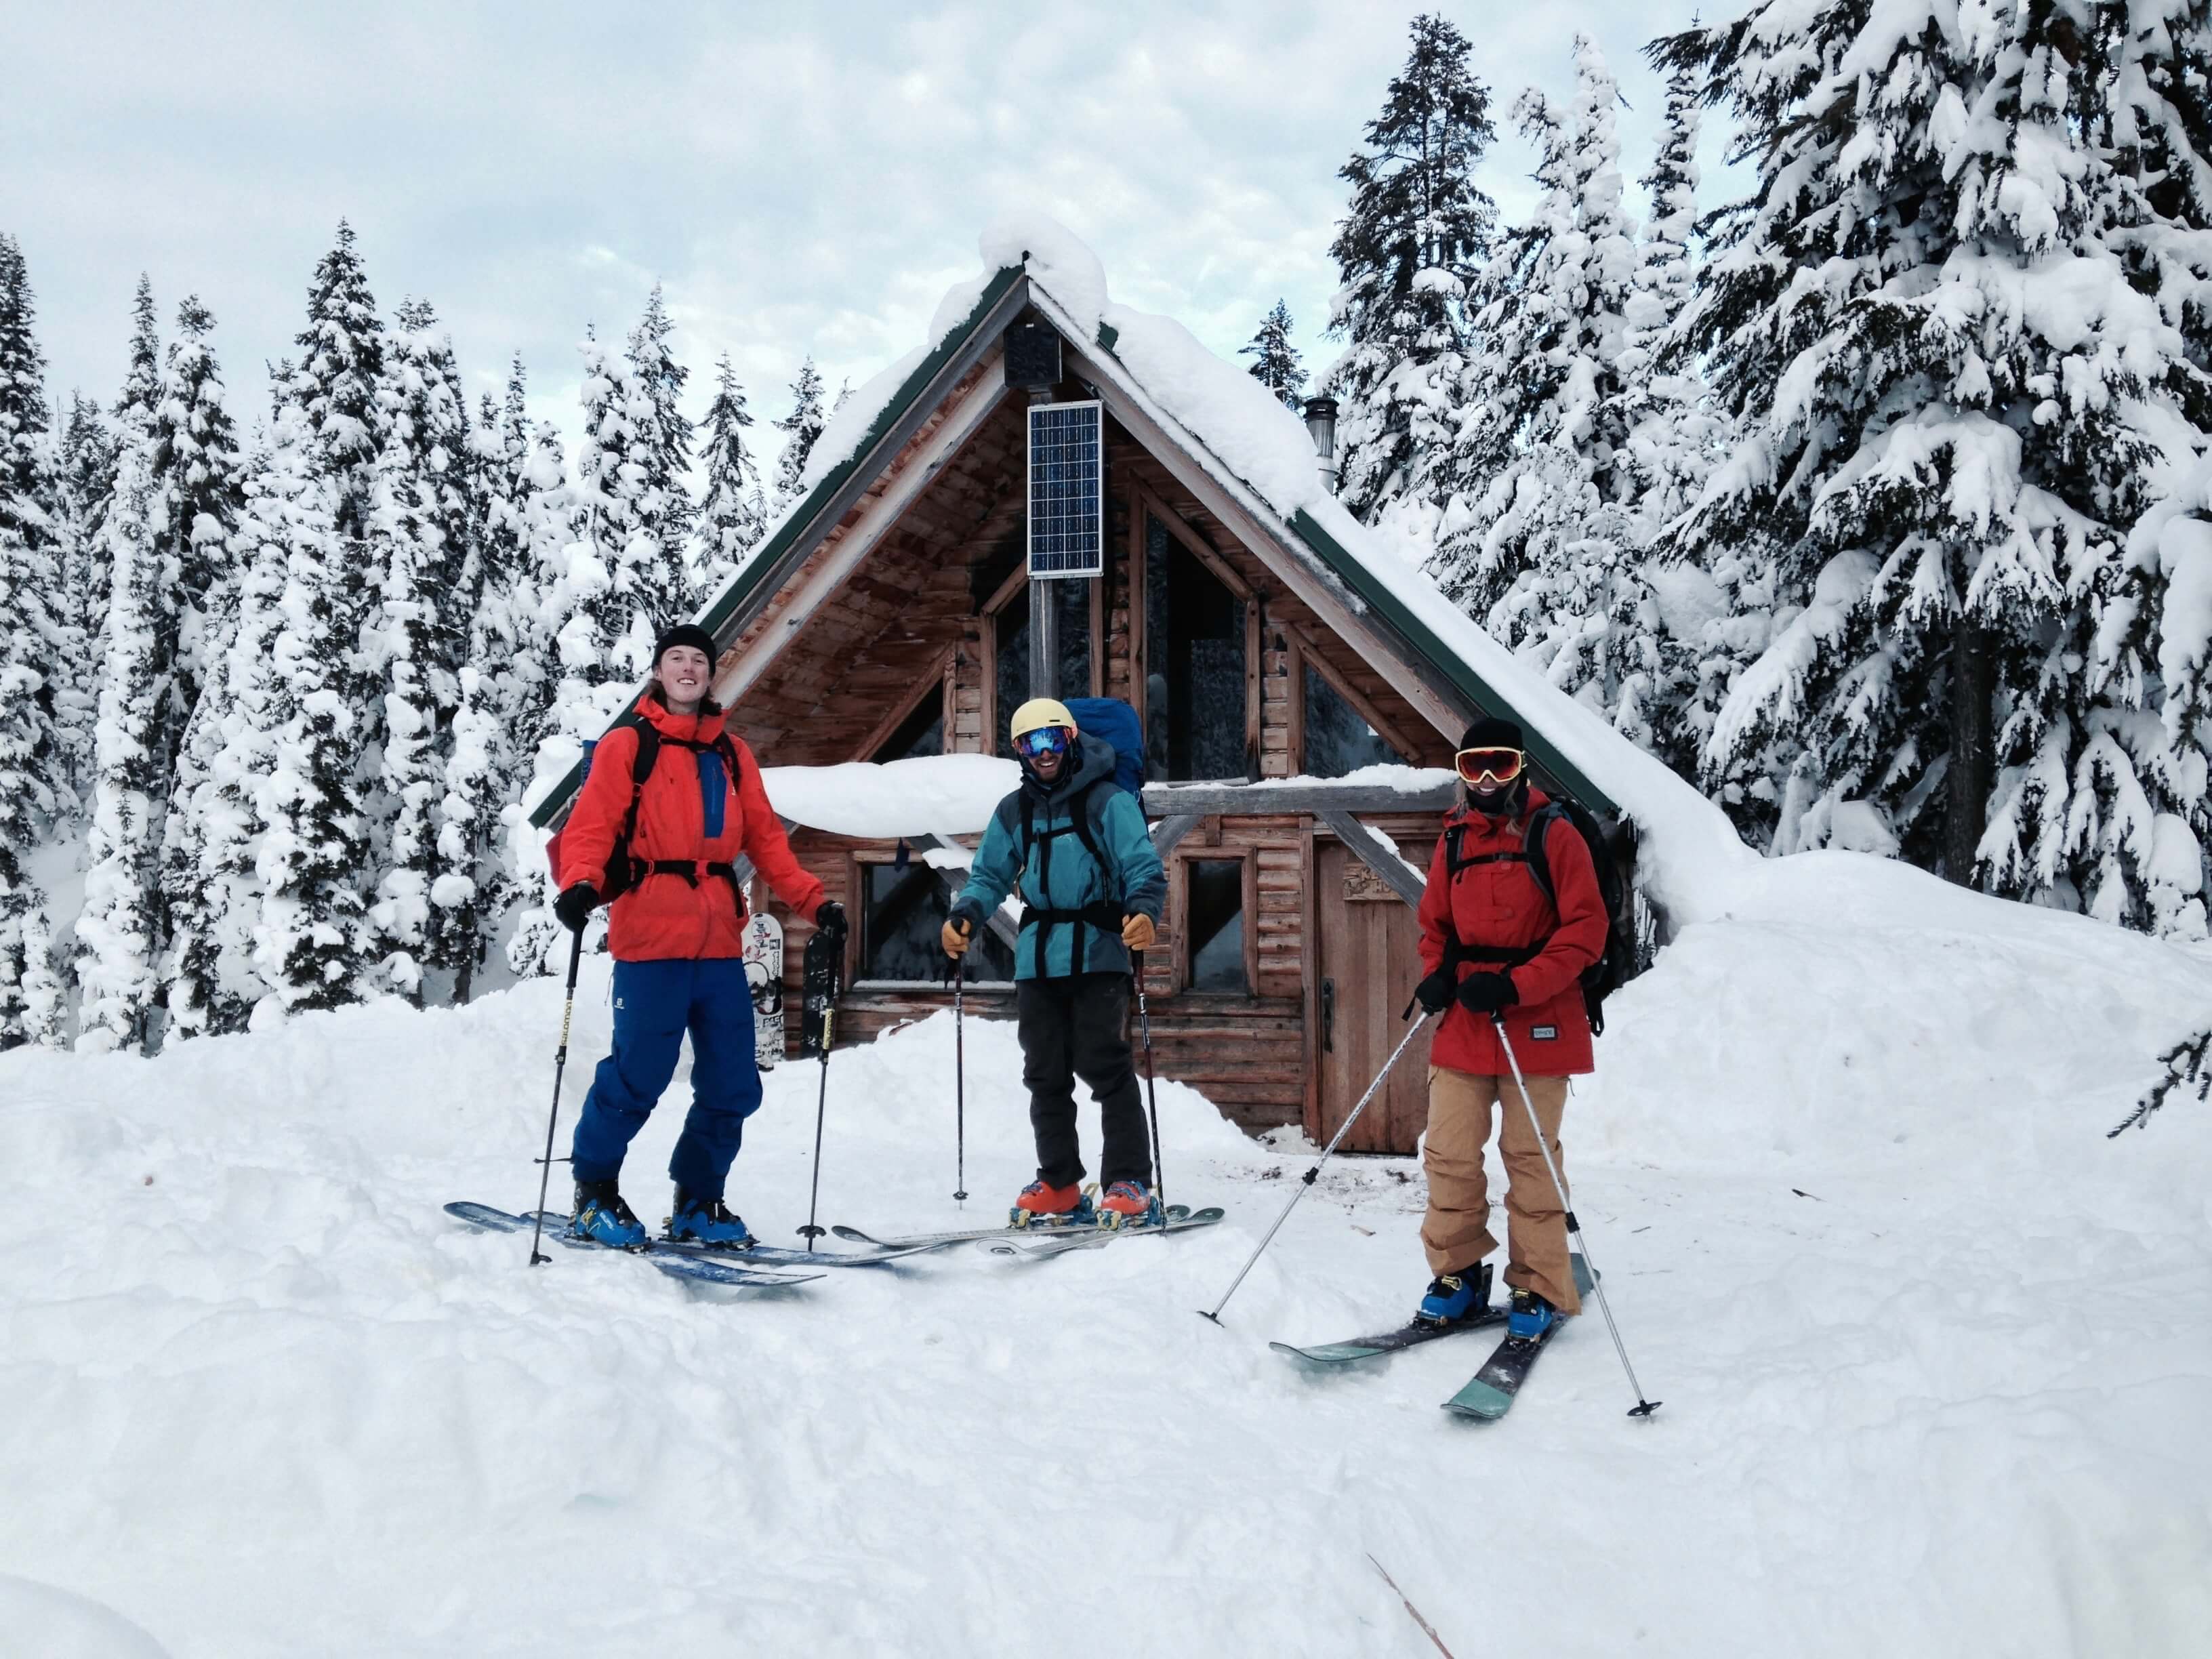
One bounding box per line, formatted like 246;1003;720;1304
1015;725;1073;761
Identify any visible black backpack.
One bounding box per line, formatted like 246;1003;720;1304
588;714;745;905
1440;798;1636;1036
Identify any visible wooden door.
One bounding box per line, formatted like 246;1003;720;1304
1311;841;1431;1154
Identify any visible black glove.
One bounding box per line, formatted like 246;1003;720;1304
554;884;600;934
1455;972;1518;1017
814;899;848;945
1413;968;1456;1015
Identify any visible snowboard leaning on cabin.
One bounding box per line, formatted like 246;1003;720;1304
1410;717;1607;1341
941;697;1167;1227
552;624;846;1248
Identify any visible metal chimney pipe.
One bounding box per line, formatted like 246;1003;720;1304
1303;395;1340;491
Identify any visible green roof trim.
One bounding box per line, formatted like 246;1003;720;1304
529;264;1027;829
1097;321;1120;354
1288;510;1616;815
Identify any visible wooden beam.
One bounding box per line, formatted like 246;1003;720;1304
1134;482;1253;600
1315;808;1425;909
848;644;956;762
714;365;1012;710
1143;781;1456;817
1149;813;1203;858
1288;618;1429;764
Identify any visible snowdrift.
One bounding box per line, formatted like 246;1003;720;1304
3;857;2208;1656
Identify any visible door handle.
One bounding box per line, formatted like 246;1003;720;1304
1321;977;1334;1053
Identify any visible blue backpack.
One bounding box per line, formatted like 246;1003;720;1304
1063;697;1146;799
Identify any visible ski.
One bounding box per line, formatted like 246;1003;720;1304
519;1210;935;1269
979;1207;1227;1258
1269;1307;1506;1367
830;1204;1193;1254
443;1202;823;1288
1439;1254;1597;1420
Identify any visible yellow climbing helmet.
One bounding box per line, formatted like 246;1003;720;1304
1009;698;1076;741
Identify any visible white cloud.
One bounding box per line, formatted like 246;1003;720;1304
2;0;1724;465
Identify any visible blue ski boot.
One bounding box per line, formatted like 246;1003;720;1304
1507;1287;1559;1341
1416;1263;1492;1327
668;1190;754;1247
1099;1180;1164;1230
571;1180;647;1248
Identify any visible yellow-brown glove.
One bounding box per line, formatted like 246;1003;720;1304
1121;913;1156;951
941;916;975;958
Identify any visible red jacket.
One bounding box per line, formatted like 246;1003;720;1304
558;696;825;962
1418;788;1607;1077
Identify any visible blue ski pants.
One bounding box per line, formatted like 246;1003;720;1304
571;957;762;1200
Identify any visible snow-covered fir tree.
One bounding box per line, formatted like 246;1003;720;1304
507;417;587;977
150;298;247;1042
52;391;117;796
772;355;827;508
1430;41;1637;701
77;280;176;1052
1661;0;2212;931
1241;300;1307;409
0;231;70;1048
365;298;475;1002
1325;13;1497;523
690;352;768;605
436;357;543;1000
625;283;695;586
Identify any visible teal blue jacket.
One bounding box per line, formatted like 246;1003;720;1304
951;734;1166;981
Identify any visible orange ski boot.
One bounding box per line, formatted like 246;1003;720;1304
1010;1180;1094;1228
1098;1180;1164;1230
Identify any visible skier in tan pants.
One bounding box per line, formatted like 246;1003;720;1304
1406;717;1608;1339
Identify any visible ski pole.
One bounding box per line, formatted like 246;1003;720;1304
1492;1015;1661;1418
1133;949;1165;1218
1201;1009;1437;1324
526;929;586;1267
952;953;968;1205
797;943;842;1252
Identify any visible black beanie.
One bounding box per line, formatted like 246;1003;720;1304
654;623;717;668
1458;714;1524;752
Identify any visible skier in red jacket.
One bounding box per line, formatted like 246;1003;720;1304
552;625;844;1248
1407;716;1607;1340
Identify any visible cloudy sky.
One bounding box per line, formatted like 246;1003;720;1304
7;0;1724;458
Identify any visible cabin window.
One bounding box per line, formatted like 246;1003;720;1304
859;858;1014;983
874;684;945;762
1185;858;1249;994
1143;515;1246;780
1302;664;1403;777
993;579;1094;759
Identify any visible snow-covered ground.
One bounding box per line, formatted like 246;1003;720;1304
5;854;2210;1656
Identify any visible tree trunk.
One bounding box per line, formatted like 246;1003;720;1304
1946;612;1993;886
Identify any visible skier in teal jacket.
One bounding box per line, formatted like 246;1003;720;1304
943;697;1166;1226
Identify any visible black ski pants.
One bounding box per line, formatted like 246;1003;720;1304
1016;970;1151;1189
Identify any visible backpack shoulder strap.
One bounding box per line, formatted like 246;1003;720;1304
1067;777;1113;890
621;715;660;787
1521;804;1564;912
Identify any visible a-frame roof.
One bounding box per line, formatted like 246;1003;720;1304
531;255;1616;827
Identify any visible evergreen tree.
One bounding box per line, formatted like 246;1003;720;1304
0;231;69;1049
1325;14;1497;522
1431;41;1637;707
365;299;474;1001
1241;300;1307;408
626;283;695;573
1660;0;2212;930
690;352;768;603
773;355;827;507
77;281;171;1052
150;298;247;1041
52;392;116;796
508;417;586;977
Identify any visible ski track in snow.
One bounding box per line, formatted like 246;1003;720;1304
3;920;2211;1657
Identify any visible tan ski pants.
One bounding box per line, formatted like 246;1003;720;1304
1420;1065;1582;1315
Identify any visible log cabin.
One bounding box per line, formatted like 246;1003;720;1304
531;239;1628;1156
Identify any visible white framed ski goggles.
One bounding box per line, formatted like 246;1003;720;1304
1454;746;1526;786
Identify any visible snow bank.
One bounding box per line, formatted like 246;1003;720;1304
760;755;1019;840
2;891;2207;1654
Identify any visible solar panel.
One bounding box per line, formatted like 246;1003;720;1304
1027;400;1104;579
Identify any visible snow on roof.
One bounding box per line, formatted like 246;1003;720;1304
760;754;1018;840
